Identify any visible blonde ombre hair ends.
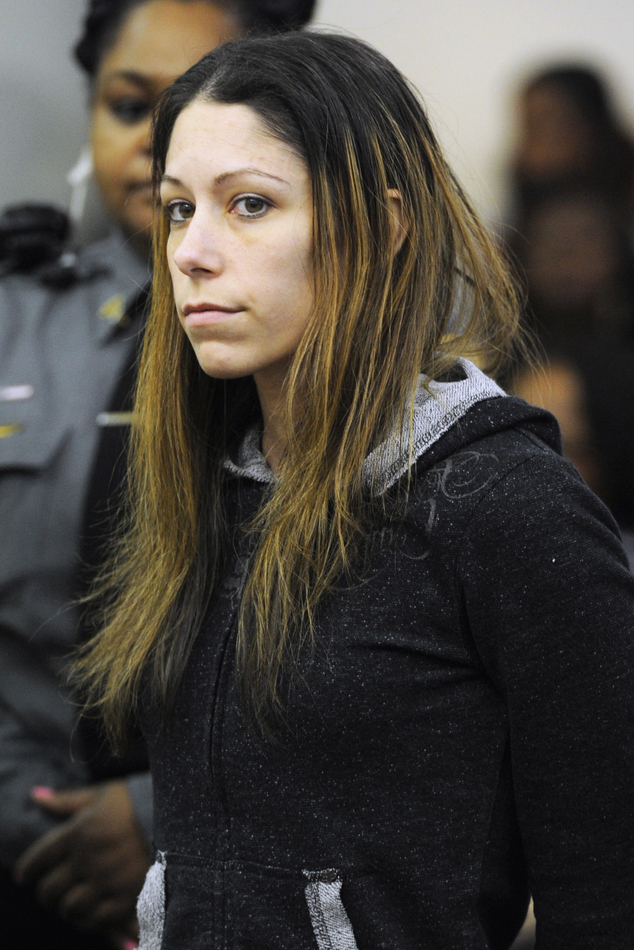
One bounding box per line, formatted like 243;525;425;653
75;32;521;740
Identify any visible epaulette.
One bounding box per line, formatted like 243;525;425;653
0;203;104;289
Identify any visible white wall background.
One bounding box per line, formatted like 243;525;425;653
2;0;634;224
0;0;88;210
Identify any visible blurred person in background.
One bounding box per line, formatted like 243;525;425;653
0;1;315;948
512;189;634;346
509;63;634;226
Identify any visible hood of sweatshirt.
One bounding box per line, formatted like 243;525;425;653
223;358;562;492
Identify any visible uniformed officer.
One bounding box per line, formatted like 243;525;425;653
0;210;152;949
0;2;315;947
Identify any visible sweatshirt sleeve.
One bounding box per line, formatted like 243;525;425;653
458;451;634;949
0;703;89;868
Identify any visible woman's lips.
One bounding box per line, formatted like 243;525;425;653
183;304;243;326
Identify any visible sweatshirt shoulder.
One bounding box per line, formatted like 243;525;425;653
457;418;568;488
453;425;629;592
410;406;573;519
403;407;626;573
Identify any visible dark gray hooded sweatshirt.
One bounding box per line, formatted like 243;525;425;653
137;360;634;950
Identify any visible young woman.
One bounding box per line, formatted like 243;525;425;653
80;32;634;950
0;3;314;949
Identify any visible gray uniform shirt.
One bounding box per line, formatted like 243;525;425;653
0;231;152;866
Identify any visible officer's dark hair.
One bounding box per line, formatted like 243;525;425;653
74;0;317;78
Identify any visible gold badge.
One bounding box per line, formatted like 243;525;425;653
0;424;22;438
98;294;129;327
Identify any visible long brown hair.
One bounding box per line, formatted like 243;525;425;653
75;32;521;739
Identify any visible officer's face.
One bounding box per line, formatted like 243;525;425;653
161;101;314;397
90;0;241;257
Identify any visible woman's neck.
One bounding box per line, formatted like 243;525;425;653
261;417;286;476
254;368;290;476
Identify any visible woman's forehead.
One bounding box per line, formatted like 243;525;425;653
165;101;307;182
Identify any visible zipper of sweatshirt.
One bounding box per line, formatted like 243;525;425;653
206;542;252;950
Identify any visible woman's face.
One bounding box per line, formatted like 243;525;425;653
161;100;314;396
90;0;241;251
517;84;593;181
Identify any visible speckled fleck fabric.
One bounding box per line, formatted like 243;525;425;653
142;385;634;950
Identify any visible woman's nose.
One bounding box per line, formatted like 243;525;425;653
172;213;223;277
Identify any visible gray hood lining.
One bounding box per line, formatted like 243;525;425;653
223;359;505;492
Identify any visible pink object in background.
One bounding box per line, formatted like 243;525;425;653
31;786;55;799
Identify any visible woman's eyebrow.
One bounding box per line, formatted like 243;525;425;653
102;70;153;90
214;168;291;187
161;168;291;189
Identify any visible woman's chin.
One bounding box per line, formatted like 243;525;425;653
195;357;250;381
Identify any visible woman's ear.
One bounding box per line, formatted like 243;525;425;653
387;188;408;254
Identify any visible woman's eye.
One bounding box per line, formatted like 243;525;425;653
232;195;270;218
165;200;195;224
109;97;152;125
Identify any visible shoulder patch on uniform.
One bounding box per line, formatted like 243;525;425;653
96;411;134;427
0;384;34;402
99;293;128;326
